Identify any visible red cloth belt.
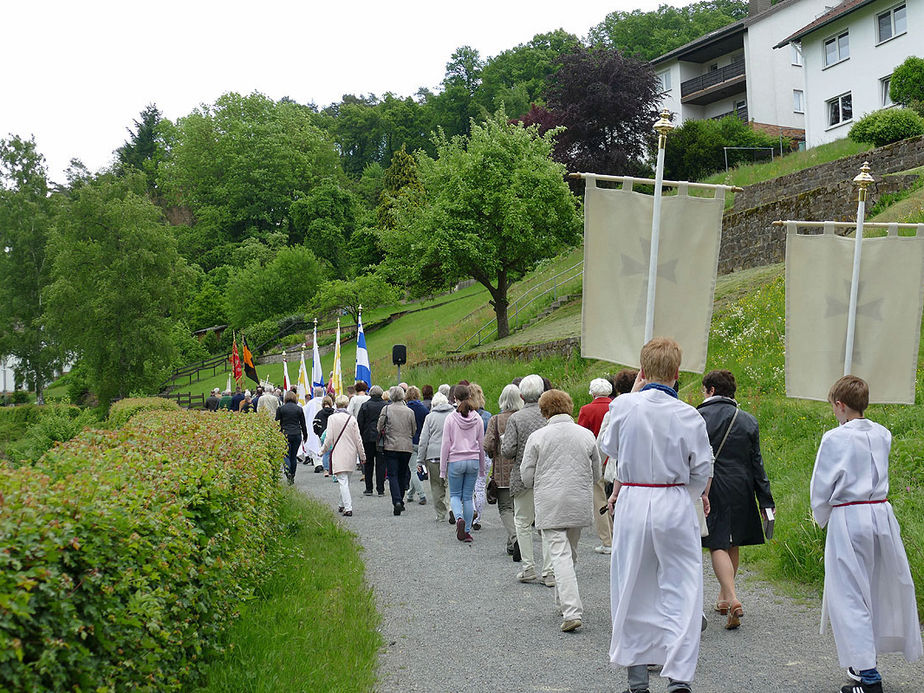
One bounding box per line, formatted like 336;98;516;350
833;499;888;508
621;482;683;488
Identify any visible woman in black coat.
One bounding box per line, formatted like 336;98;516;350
697;369;775;630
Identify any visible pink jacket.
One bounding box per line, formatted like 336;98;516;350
320;411;366;475
439;410;486;478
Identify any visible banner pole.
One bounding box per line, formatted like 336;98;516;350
645;109;675;344
844;162;874;376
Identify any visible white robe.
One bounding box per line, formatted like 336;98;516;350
600;390;713;683
810;418;922;669
301;398;323;458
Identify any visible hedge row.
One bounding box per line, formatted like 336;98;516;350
107;396;180;428
0;408;284;691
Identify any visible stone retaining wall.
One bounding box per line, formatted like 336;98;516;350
416;338;581;370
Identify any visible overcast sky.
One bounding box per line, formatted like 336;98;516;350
3;0;687;182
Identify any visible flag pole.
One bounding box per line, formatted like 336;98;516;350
844;162;874;376
644;109;675;344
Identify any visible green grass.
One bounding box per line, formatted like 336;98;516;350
198;489;380;692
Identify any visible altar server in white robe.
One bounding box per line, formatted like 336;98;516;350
601;338;713;693
810;375;921;693
302;386;325;471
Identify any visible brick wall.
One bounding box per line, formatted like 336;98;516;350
733;135;924;211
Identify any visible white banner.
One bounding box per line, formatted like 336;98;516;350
785;223;924;404
581;178;725;373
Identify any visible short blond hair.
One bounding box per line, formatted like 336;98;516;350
538;389;573;418
640;337;682;384
335;394;350;408
828;375;868;414
469;383;486;410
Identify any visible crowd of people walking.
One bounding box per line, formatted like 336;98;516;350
210;336;920;693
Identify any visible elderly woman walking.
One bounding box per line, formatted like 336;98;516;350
357;385;388;496
501;374;553;585
416;391;454;522
521;389;601;632
440;384;486;542
320;394;366;517
483;383;522;556
378;385;417;516
275;390;309;485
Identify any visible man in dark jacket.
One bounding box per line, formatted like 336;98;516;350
356;385;388;496
697;369;774;630
276;390;309;485
205;388;221;412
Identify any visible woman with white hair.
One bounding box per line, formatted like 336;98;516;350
416;391;455;521
301;386;326;472
358;385;388;496
484;383;523;556
501;374;554;585
578;377;615;555
377;385;417;515
320;394;366;517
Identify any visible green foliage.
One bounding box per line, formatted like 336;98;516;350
107;396;180;428
115;104;167;192
168;320;210;367
312;274;400;326
665;116;785;181
44;172;193;403
289;181;358;274
4;405;99;466
889;56;924;110
848;107;924;147
186;281;228;331
225;246;324;328
241;318;281;352
588;0;749;60
377;144;425;230
0;409;282;690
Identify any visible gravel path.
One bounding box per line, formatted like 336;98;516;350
296;469;920;692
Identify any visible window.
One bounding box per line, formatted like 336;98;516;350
793;89;805;113
657;70;672;93
824;31;849;66
827;92;853;127
881;76;893;106
791;42;803;66
877;4;907;43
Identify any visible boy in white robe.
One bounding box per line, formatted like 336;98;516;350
601;338;713;693
810;375;922;693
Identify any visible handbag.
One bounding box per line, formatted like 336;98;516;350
376;406;388;453
416;463;429;481
486;477;498;504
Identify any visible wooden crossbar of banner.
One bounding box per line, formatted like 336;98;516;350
773;220;924;232
569;172;744;192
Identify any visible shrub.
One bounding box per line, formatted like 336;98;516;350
664;116;785;181
107;396;180;428
4;405;99;466
0;409;283;691
849;107;924;147
889;56;924;107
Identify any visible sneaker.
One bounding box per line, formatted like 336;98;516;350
594;544;612;554
418;497;427;505
846;669;862;683
542;574;556;588
512;540;521;562
841;684;882;693
456;517;466;541
393;504;402;516
337;506;344;514
314;465;323;473
463;533;473;543
517;568;539;583
342;511;352;517
619;690;650;693
377;491;385;496
560;619;582;632
363;490;373;496
472;522;481;530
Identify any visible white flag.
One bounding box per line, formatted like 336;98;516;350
297;351;309;405
311;325;324;390
785;223;924;403
332;322;343;397
581;178;725;372
282;358;291;392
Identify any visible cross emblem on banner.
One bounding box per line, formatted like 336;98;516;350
824;280;884;366
621;238;679;325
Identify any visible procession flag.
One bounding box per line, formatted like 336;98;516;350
332;319;343;397
241;335;259;385
355;307;371;387
297;351;309;405
230;336;243;384
580;174;727;373
282;352;291;392
311;319;324;390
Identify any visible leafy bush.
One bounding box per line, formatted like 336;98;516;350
4;405;99;466
849;107;924;147
0;409;283;691
107;396;180;428
889;56;924;109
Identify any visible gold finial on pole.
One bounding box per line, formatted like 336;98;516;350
654;109;674;150
313;317;318;328
853;161;874;202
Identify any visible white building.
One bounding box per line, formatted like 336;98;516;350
1;356;20;394
776;0;920;147
653;0;831;143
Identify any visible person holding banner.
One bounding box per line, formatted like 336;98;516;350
602;338;713;693
811;376;922;693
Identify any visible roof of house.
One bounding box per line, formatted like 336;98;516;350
774;0;877;48
651;19;747;65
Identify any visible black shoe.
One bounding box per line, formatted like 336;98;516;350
394;504;402;516
512;540;521;562
363;490;373;496
841;683;883;693
377;491;385;496
507;544;515;555
449;511;456;524
314;465;323;473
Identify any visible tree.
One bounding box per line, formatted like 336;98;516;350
384;112;581;338
522;47;661;177
289;181;359;274
664;115;783;181
115;104;166;192
312;274;400;327
376;144;425;230
588;0;749;61
0;135;59;401
889;56;924;113
44;172;192;403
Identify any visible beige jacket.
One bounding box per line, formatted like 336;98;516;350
320;411;366;474
376;402;416;453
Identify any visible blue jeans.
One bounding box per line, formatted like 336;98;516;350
448;459;479;532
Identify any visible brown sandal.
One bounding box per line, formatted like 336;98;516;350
714;600;730;615
725;601;743;629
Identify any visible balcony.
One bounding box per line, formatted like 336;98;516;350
681;59;746;105
711;104;749;122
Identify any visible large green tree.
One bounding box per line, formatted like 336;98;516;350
45;173;192;403
115;104;166;192
0;135;59;401
384;112;581;338
312;274;399;327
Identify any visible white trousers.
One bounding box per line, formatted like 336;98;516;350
513;489;553;577
336;472;352;512
545;527;583;621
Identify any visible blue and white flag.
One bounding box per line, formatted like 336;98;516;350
355;314;371;388
311;324;324;390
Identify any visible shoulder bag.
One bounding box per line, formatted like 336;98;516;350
696;406;740;537
376;406;388;453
